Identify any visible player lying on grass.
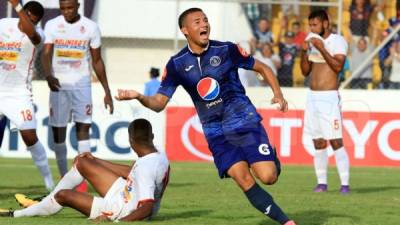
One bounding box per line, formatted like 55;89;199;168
0;119;170;222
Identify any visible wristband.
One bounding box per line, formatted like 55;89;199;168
14;4;23;13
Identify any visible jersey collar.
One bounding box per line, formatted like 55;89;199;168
187;42;210;57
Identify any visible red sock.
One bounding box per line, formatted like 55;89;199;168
76;180;88;192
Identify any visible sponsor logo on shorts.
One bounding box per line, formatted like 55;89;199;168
258;143;271;155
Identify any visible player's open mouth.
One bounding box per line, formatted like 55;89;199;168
200;31;208;37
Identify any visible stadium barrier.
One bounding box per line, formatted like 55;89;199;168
0;82;399;167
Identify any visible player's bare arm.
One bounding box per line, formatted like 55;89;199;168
252;59;288;112
309;38;346;73
8;0;41;45
118;201;154;222
42;43;61;91
300;41;312;76
115;90;169;113
90;47;114;114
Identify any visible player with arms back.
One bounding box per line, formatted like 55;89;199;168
0;0;54;191
300;10;350;194
116;8;295;225
42;0;113;181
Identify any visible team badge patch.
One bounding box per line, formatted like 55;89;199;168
197;77;220;101
210;56;221;67
80;26;86;34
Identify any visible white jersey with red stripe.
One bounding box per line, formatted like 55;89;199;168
119;151;170;219
0;18;42;96
44;15;101;90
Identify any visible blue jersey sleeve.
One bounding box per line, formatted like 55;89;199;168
157;59;179;98
229;42;255;70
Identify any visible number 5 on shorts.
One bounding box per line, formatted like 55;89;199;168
334;119;340;130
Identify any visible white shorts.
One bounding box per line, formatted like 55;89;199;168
89;177;129;221
0;95;36;130
303;90;343;140
49;88;92;127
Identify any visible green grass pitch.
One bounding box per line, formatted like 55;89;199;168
0;158;399;225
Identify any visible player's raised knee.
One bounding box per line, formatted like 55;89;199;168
73;154;92;169
54;189;72;204
258;170;278;185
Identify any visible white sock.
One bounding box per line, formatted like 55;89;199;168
53;142;68;176
13;165;84;217
78;140;91;154
314;148;328;185
28;141;54;191
14;195;62;217
52;164;84;193
334;147;350;186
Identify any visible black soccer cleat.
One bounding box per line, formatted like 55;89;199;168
0;208;14;217
272;146;281;177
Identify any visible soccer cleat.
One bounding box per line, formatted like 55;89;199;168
15;193;39;208
313;184;328;193
340;185;350;195
284;220;297;225
0;208;14;217
272;147;281;177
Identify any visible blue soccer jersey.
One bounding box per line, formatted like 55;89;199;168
158;40;262;138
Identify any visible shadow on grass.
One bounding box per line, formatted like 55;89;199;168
153;209;213;221
0;185;46;200
352;186;400;194
257;210;360;225
168;182;197;188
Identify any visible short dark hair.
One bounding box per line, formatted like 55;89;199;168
23;1;44;21
59;0;79;2
308;10;329;22
150;67;160;78
128;119;153;145
292;21;301;27
178;8;203;29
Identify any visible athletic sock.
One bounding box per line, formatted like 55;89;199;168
334;147;350;186
13;165;84;217
244;183;289;224
53;142;68;176
28;141;54;191
77;140;90;154
13;195;62;217
314;148;328;184
52;164;84;193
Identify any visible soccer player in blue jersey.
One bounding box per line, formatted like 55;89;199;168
116;8;295;225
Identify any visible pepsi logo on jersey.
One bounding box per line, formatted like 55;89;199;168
196;77;220;101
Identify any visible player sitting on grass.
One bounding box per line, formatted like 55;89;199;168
0;119;170;222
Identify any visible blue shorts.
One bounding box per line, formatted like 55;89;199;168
206;123;275;178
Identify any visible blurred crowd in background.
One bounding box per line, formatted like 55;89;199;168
239;0;400;89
